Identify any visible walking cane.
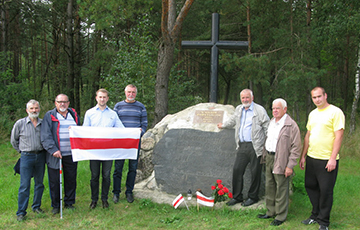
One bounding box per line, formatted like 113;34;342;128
59;158;63;219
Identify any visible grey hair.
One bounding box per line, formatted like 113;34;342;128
272;98;287;109
240;89;253;97
26;99;40;109
125;84;137;93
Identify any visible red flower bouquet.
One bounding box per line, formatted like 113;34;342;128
211;179;233;203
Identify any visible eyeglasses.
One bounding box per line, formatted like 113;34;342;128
56;101;69;104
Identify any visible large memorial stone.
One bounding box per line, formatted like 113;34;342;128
136;103;264;199
153;129;235;195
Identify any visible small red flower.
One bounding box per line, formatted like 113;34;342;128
216;179;222;184
228;192;233;198
223;187;229;193
211;185;216;190
218;184;224;189
218;190;225;196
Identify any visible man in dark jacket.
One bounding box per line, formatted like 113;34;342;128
41;94;80;214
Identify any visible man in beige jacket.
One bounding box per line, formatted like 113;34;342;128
258;98;301;226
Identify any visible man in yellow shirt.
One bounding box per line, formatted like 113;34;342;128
299;87;345;230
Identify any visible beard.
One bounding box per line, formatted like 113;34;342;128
243;102;251;108
59;107;67;112
29;112;39;119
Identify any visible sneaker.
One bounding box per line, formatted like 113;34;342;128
301;218;317;225
33;208;44;214
113;194;119;204
319;225;329;230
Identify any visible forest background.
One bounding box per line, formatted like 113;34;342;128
1;0;360;137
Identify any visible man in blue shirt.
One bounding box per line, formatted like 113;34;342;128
218;89;269;207
112;84;148;203
83;89;124;209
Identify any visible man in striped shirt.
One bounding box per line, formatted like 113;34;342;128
41;94;81;214
112;84;148;203
11;100;46;221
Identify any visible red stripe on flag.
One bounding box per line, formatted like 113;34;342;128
197;195;214;203
70;137;139;150
173;197;183;207
173;196;184;207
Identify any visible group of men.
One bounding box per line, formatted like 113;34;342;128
219;87;344;230
11;85;344;230
11;84;147;221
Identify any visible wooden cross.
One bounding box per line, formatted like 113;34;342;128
182;13;248;103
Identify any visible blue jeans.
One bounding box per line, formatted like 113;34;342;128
17;151;46;216
113;148;139;196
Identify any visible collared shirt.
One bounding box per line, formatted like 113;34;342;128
11;116;44;153
265;114;288;152
239;102;254;142
57;112;77;156
83;105;125;128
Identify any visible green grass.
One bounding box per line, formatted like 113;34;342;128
1;129;360;229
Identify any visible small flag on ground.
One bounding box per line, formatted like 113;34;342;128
196;191;214;207
172;194;184;209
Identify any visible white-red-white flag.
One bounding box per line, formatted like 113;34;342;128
196;191;214;207
69;126;141;162
172;194;184;209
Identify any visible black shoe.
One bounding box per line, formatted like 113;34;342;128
226;198;241;206
258;214;273;219
126;193;134;203
113;194;119;204
270;220;284;226
102;200;109;208
33;208;44;214
51;208;60;215
65;204;75;209
17;214;26;221
242;198;258;207
301;218;317;225
89;201;97;209
319;225;329;230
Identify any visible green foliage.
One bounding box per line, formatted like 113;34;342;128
102;15;157;120
0;54;33;138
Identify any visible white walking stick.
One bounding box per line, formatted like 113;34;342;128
59;158;63;219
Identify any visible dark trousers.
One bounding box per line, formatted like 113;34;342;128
232;142;262;201
305;156;339;227
113;143;140;196
90;160;112;202
48;155;77;208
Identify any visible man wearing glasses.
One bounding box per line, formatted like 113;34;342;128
41;94;81;214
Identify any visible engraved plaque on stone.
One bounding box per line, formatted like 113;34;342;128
193;110;224;124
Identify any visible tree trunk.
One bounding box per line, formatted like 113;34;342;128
154;41;174;124
152;0;194;126
66;0;75;102
349;44;360;135
74;5;81;115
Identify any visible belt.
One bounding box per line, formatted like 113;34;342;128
27;150;44;154
267;151;275;155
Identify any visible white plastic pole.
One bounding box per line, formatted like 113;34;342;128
59;158;63;219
